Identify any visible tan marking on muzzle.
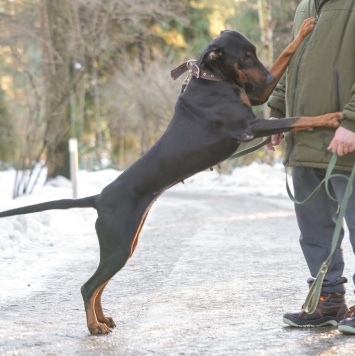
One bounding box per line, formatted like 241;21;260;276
234;63;267;87
233;63;247;85
240;89;251;106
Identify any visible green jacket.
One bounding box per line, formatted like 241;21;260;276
267;0;355;171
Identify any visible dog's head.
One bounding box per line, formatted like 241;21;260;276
196;30;275;105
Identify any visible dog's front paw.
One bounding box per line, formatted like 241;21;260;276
88;322;112;335
297;17;317;39
324;112;341;128
100;316;116;328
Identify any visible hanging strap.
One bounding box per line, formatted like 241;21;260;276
285;153;345;205
230;140;355;313
229;138;271;160
298;154;355;313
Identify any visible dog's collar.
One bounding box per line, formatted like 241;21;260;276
171;60;223;82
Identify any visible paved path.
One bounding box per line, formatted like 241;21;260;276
0;190;355;355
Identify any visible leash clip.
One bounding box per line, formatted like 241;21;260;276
187;60;200;78
180;75;190;94
179;59;198;93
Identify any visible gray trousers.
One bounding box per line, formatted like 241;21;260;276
292;166;355;294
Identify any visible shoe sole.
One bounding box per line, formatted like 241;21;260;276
338;325;355;335
283;317;340;328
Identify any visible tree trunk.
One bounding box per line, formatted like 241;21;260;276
42;0;72;179
257;0;274;114
257;0;275;165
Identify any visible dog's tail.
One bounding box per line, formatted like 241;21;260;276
0;195;99;218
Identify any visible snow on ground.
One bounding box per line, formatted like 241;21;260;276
0;163;291;298
0;163;290;257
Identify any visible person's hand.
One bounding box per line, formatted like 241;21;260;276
328;126;355;156
265;117;285;151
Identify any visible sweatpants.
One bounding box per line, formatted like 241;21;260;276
292;166;355;294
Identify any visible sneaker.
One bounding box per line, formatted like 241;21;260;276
283;292;348;327
338;305;355;334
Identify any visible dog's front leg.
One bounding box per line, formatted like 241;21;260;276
257;17;317;102
288;112;342;132
269;17;316;82
248;112;341;139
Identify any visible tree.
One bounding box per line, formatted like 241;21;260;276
0;0;303;196
0;87;14;165
41;0;73;179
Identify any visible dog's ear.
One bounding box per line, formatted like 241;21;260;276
196;47;224;67
207;50;223;61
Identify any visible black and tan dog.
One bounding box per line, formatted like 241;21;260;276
0;18;340;335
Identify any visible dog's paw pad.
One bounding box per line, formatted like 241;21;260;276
88;322;112;335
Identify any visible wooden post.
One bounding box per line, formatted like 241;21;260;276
69;138;78;198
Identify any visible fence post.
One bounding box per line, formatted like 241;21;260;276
69;138;78;199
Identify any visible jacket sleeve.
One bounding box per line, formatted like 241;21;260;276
267;73;286;118
340;82;355;133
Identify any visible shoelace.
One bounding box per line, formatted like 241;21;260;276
344;305;355;318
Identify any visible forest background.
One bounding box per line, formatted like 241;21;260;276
0;0;301;197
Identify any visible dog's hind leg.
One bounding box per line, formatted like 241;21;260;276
81;221;130;334
81;196;154;335
81;264;126;334
90;212;149;332
94;281;116;329
81;217;132;334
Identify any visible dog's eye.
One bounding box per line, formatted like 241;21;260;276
242;52;252;62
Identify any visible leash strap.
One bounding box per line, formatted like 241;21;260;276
297;154;355;313
231;145;355;314
285;154;345;205
229;138;271;160
171;61;192;80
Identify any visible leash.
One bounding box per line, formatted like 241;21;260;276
284;155;347;205
229;138;355;314
229;138;271;159
269;153;355;313
293;154;355;313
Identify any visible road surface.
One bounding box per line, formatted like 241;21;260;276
1;190;355;355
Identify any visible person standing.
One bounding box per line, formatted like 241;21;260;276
267;0;355;334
